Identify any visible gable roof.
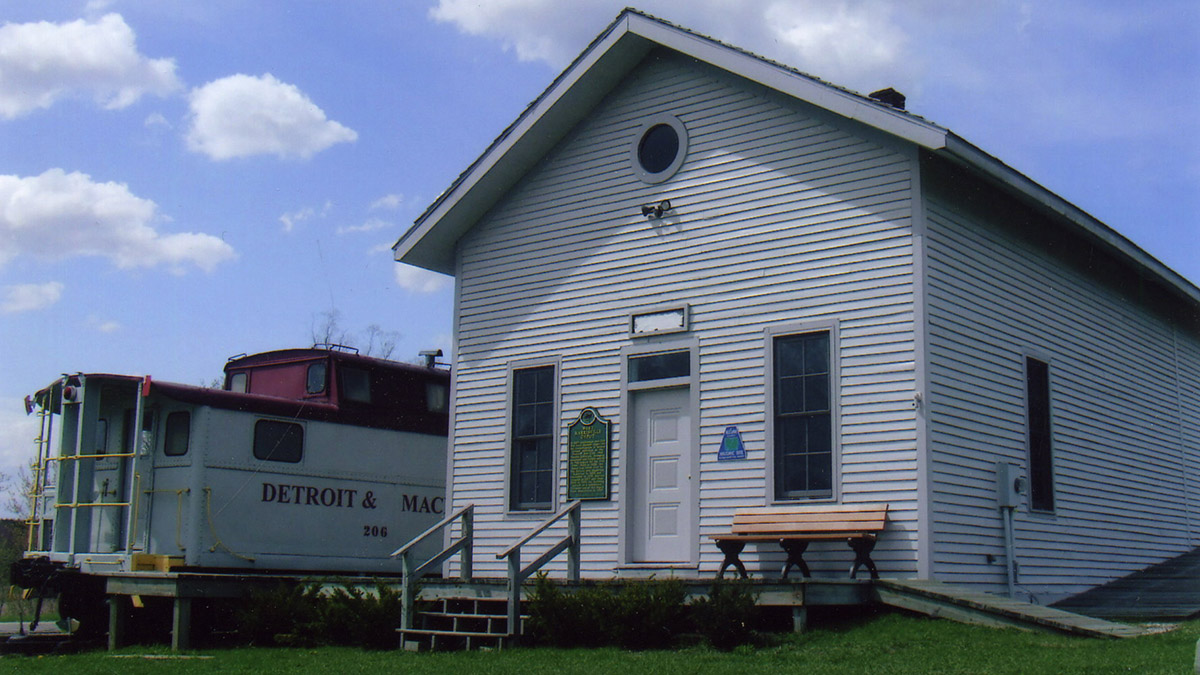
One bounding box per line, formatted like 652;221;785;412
394;9;1200;310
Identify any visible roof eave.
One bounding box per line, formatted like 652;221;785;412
941;134;1200;308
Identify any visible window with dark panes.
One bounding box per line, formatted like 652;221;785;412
511;366;555;510
164;411;191;456
1025;357;1054;512
774;332;833;499
637;123;680;174
628;350;690;382
341;367;370;403
254;419;303;463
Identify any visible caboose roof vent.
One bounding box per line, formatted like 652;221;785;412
869;88;906;110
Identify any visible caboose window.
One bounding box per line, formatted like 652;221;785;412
228;372;247;393
510;365;556;511
306;362;327;394
427;382;448;413
341;367;371;403
95;419;109;455
164;411;191;456
254;419;303;463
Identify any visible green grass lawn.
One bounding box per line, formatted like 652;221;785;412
0;597;58;623
4;611;1198;674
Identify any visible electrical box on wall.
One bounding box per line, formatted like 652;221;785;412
995;462;1026;509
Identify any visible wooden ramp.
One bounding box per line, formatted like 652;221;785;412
875;580;1154;639
1051;547;1200;621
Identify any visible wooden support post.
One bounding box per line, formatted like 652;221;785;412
401;552;414;630
107;596;124;650
461;507;473;582
567;504;581;582
792;606;808;633
506;546;521;640
171;597;192;651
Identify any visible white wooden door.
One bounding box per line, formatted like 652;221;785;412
629;387;693;563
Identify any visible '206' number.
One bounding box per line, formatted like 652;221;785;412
363;525;388;537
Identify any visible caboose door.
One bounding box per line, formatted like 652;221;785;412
89;401;131;553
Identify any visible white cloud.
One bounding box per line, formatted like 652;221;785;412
1;281;64;313
394;263;451;293
0;13;181;119
763;1;909;91
144;112;171;130
0;168;236;272
86;314;121;333
370;194;404;211
338;218;391;236
186;74;358;160
280;207;314;233
430;0;613;65
427;1;1200;146
279;200;333;232
428;1;922;93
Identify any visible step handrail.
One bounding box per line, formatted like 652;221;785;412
496;500;581;638
392;503;474;630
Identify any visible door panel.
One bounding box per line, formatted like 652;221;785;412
629;387;693;563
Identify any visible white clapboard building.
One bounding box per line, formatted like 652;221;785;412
394;9;1199;603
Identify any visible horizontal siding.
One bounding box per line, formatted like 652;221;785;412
924;185;1200;601
447;52;919;579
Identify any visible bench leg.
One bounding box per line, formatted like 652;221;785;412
715;540;748;580
848;538;879;580
779;540;811;580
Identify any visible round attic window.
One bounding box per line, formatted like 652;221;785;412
632;115;687;184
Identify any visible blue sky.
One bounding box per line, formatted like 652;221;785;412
0;1;1197;499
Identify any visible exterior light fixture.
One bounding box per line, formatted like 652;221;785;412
641;199;672;219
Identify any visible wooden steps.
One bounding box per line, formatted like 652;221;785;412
876;579;1156;639
398;597;525;651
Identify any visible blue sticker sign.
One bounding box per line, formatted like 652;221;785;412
717;426;746;461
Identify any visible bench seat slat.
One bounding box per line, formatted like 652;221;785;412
724;514;888;526
712;532;876;542
731;521;885;535
724;509;888;521
736;503;887;515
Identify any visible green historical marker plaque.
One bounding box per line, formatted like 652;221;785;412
567;407;611;501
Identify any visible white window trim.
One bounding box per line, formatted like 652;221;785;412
504;357;562;515
630;114;689;184
764;320;841;504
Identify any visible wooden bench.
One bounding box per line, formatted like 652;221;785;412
711;504;888;580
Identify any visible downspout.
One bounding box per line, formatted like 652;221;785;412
1002;504;1017;598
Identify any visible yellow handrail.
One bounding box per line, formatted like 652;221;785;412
46;452;137;461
